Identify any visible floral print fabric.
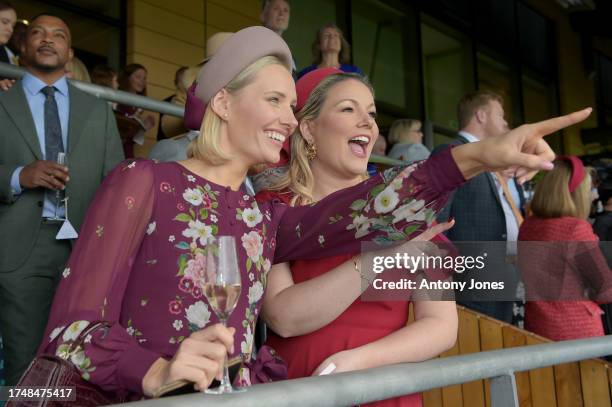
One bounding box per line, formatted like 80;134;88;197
39;147;464;398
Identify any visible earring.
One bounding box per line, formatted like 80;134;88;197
306;142;317;160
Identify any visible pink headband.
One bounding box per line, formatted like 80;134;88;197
557;155;586;193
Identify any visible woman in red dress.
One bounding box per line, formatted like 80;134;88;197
519;156;612;341
257;68;459;407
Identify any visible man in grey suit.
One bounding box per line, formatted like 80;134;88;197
0;14;123;384
434;91;525;324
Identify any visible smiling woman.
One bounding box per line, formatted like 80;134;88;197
0;2;17;63
34;25;591;402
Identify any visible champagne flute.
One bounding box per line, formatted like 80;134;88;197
203;235;244;394
52;152;67;220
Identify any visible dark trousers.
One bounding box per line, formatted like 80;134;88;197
0;221;70;385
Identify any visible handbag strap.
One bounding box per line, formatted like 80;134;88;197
67;321;111;354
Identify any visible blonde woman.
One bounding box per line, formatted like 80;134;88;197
258;68;456;407
37;27;589;401
519;156;612;341
388;119;430;164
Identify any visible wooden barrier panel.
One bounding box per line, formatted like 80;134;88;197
554;363;584;407
423;307;612;407
458;312;485;407
440;340;463;407
526;336;557;407
580;360;612;407
422;388;443;407
502;326;533;407
479;317;504;407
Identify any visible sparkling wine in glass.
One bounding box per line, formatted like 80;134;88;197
203;235;244;394
52;152;67;220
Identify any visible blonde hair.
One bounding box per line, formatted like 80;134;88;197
388;119;421;145
268;72;374;205
530;159;592;220
187;55;288;164
65;57;91;83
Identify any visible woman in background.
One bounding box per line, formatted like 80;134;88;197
387;119;430;164
298;24;363;79
65;56;91;82
117;63;159;158
519;156;612;341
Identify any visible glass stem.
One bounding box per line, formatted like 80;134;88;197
54;190;61;219
219;317;232;392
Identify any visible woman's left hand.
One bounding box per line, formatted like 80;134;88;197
311;350;363;376
459;107;592;184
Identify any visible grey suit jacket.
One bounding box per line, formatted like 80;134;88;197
0;79;124;272
432;135;525;242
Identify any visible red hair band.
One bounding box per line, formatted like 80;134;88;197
556;155;586;193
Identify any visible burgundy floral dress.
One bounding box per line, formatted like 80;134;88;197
39;148;464;399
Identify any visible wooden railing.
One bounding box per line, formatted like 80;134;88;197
417;305;612;407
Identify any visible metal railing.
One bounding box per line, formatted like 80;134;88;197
0;62;183;117
117;335;612;407
0;62;400;166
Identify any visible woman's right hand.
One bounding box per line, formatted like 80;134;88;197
142;323;235;396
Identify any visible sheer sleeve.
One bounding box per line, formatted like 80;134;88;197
272;147;465;263
38;159;158;396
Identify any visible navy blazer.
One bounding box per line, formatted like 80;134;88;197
432;134;525;242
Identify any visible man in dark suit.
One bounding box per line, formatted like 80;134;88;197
434;91;525;324
0;14;123;384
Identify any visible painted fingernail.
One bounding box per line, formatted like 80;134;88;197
448;217;455;223
542;161;554;170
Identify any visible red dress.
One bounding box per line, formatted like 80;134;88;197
518;216;612;341
257;190;439;407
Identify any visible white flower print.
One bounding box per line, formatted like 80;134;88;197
210;214;218;223
318;235;325;246
128;161;136;169
373;187;400;214
347;215;373;239
182;187;204;206
241;231;263;262
126;326;135;336
146;221;156;235
262;259;271;273
391;200;426;223
168;235;175;242
62;320;89;342
173;319;184;331
248;281;264;304
182;220;213;246
62;267;71;279
70;349;86;367
242;207;263;228
49;326;66;341
249;272;254;282
241;324;254;355
84;334;92;344
243;194;250;201
185;301;211;329
187;175;196;182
